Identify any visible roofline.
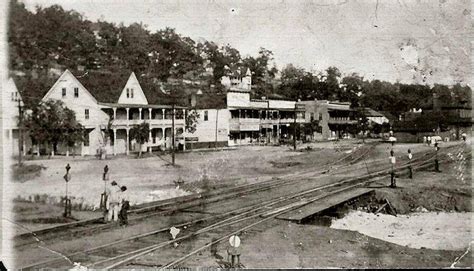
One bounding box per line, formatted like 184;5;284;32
98;102;186;109
42;69;99;104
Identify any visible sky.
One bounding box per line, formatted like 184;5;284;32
17;0;473;86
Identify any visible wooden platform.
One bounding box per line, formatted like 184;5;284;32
276;188;374;223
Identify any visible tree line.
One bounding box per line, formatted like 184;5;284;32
8;0;472;119
7;0;472;158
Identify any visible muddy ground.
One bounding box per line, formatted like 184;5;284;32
6;140;472;268
127;142;472;268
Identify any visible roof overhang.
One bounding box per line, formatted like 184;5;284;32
98;102;186;109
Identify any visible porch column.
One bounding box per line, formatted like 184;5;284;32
148;108;152;120
238;109;241;119
182;109;186;119
113;108;117;120
163;127;167;149
81;142;84;157
149;129;152;153
113;128;117;156
126;128;130;155
139;108;142;120
162;109;165;119
126;108;130;123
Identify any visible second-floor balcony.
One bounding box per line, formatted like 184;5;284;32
328;117;357;124
100;103;186;128
112;118;185;126
230;116;306;131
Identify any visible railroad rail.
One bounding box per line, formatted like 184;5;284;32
13;143;378;247
19;142;468;269
14;142;461;248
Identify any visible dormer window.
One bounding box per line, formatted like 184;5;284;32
62;88;66;98
74;87;79;98
130;88;134;98
126;88;130;98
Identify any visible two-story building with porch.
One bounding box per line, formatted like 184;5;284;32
227;91;306;146
40;70;186;156
299;100;358;140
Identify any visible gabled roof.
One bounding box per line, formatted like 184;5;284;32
4;78;24;105
117;72;149;104
42;69;98;103
362;108;386;117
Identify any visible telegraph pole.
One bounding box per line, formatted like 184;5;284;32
293;102;297;151
18;99;23;165
171;99;175;166
215;110;219;149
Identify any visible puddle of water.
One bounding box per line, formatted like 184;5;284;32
330;210;471;251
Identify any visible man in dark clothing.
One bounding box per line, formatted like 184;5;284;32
118;186;130;226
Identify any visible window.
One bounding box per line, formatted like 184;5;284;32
310;113;314;121
319;113;323;120
85;109;90;119
130;88;134;98
62;88;66;98
126;88;130;98
204;110;209;121
74;87;79;98
11;92;14;101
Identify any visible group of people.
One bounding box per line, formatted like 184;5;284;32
104;181;130;226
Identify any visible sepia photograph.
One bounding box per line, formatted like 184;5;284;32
0;0;472;269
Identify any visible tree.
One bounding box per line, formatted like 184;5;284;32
129;122;150;158
185;110;200;134
325;66;342;100
354;108;369;142
278;64;319;100
24;99;84;156
341;73;364;106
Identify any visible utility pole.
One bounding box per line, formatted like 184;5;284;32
215;109;219;149
171;100;175;166
18;99;23;165
293;102;297;151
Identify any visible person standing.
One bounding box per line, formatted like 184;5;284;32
106;181;121;222
118;186;130;226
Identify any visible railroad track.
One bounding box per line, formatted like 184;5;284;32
14;142;460;248
20;143;468;269
13;143;378;247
